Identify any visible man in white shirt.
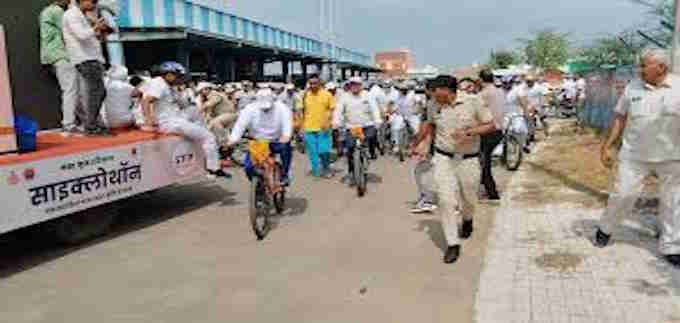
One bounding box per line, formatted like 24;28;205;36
333;77;382;183
596;49;680;268
141;62;229;178
227;89;293;184
390;82;421;153
63;0;115;136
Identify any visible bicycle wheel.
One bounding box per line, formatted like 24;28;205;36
398;128;407;162
504;135;523;171
354;149;366;197
249;177;269;240
272;164;286;214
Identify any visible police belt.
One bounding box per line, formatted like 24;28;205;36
434;147;479;160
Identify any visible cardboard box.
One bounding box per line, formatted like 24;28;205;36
0;25;17;154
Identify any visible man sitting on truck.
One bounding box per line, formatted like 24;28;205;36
141;61;230;178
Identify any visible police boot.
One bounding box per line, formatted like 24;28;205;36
665;255;680;268
444;245;461;264
459;219;474;239
594;228;611;248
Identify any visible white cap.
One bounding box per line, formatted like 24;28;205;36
325;82;337;90
196;82;214;93
256;88;274;101
348;76;363;85
286;83;296;90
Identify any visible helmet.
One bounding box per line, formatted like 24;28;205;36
158;61;186;75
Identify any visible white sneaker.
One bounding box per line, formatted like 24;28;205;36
392;146;400;154
411;201;438;214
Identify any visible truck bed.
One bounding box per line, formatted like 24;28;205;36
0;128;207;235
0;129;172;166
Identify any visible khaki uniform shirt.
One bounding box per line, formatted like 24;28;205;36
199;91;236;121
431;95;494;155
615;75;680;162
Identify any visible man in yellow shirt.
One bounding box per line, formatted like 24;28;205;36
301;74;336;178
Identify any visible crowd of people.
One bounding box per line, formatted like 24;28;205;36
39;0;679;267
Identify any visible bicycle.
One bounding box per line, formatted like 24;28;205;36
246;140;287;240
502;114;525;171
349;128;370;197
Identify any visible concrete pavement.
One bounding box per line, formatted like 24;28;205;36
0;152;511;323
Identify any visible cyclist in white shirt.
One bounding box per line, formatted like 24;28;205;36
333;77;382;183
141;61;229;178
227;89;294;184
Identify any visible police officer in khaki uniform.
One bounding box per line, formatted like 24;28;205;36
411;75;496;264
596;48;680;268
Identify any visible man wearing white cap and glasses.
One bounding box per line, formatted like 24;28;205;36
227;88;294;185
333;77;382;184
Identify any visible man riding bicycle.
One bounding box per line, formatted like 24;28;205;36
332;77;382;185
227;89;294;185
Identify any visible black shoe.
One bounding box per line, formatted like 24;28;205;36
459;219;473;239
370;154;378;160
594;228;611;248
444;245;461;264
523;147;531;154
666;255;680;268
208;169;232;179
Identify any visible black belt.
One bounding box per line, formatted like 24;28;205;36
434;148;478;160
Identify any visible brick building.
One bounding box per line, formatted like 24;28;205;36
375;49;414;77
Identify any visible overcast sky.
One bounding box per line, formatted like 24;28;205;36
229;0;649;67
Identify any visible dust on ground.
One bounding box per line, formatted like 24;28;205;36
514;121;611;208
534;251;585;272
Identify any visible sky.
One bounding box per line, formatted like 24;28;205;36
228;0;650;67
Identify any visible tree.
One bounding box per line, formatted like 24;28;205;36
578;30;644;67
518;30;571;69
487;50;520;69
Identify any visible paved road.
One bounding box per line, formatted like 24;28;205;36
0;152;512;323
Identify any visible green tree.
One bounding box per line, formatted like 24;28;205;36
487;50;520;69
518;30;571;69
578;30;643;67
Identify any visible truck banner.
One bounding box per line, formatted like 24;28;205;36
0;26;17;154
0;136;206;234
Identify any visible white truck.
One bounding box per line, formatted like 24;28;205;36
0;22;211;243
0;130;210;243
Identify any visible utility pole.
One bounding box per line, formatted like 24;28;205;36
673;0;680;73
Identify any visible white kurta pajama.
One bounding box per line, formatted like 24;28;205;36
600;76;680;255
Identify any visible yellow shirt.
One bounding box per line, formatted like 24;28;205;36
302;89;336;131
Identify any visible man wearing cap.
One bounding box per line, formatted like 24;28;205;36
333;76;382;185
410;75;496;264
196;82;238;149
390;81;420;154
141;62;229;178
595;48;680;268
301;74;336;178
227;89;294;184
